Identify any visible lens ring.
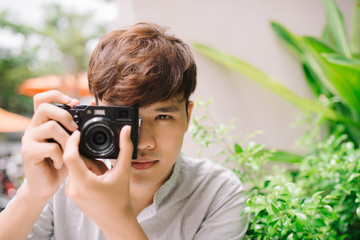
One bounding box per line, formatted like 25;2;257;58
87;126;112;151
81;117;117;158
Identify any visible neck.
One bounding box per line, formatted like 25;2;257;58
130;182;161;216
128;163;176;216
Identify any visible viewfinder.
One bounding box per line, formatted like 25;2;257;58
94;109;106;115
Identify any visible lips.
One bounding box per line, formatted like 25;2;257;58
131;159;158;170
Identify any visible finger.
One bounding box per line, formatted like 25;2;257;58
29;103;78;132
33;90;72;111
22;141;63;169
113;125;133;177
83;158;109;176
63;130;88;179
30;120;71;149
68;98;81;107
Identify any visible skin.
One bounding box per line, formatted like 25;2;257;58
99;97;194;215
0;90;193;240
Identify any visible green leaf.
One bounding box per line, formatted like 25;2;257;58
265;150;303;163
302;63;330;97
270;21;303;60
321;24;336;47
301;37;360;116
350;0;360;58
192;42;359;128
348;173;360;182
322;0;351;57
300;37;339;94
264;180;271;188
312;191;324;200
271;203;279;214
322;53;360;70
313;218;327;228
294;211;308;227
320;205;337;220
357;207;360;217
234;143;243;153
270;22;331;98
267;214;279;224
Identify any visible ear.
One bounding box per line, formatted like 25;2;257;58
185;101;194;131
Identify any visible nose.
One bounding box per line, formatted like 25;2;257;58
137;119;155;150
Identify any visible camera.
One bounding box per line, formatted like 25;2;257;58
57;104;139;159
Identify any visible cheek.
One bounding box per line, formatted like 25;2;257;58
155;123;187;155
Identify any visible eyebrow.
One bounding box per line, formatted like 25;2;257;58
154;105;180;113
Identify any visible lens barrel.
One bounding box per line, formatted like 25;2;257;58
80;117;118;158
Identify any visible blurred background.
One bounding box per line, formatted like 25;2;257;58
0;0;355;208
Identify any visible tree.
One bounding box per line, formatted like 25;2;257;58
0;3;110;115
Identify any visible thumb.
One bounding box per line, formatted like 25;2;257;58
112;125;133;177
63;130;88;179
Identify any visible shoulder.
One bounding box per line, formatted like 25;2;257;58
176;154;248;238
178;153;244;199
180;153;241;184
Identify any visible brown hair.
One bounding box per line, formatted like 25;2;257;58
87;22;197;107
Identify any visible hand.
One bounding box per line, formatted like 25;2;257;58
21;90;79;200
63;126;147;239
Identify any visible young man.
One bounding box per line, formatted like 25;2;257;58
0;23;248;239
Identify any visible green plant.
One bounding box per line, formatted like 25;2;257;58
190;0;360;238
192;0;360;147
190;100;360;239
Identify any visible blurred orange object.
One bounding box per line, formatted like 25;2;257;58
0;108;31;133
16;72;90;98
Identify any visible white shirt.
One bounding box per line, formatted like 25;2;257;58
27;153;248;240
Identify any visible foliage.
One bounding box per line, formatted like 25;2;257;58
192;0;360;147
0;4;108;115
190;100;360;239
190;0;360;238
0;47;35;115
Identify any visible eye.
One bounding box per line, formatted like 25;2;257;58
156;115;172;120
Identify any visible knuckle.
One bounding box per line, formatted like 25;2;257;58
36;102;49;113
63;151;76;164
56;108;73;124
21;134;28;145
48;89;61;95
41;120;58;135
21;135;33;155
47;120;59;130
33;93;42;105
21;144;30;157
21;144;37;161
61;112;74;125
49;143;60;153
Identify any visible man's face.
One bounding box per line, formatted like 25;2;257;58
99;97;193;188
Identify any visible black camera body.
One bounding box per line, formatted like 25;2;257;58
58;104;139;159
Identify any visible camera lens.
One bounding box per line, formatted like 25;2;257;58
80;117;117;158
87;126;112;152
93;132;107;145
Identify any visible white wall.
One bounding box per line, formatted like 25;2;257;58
115;0;354;157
